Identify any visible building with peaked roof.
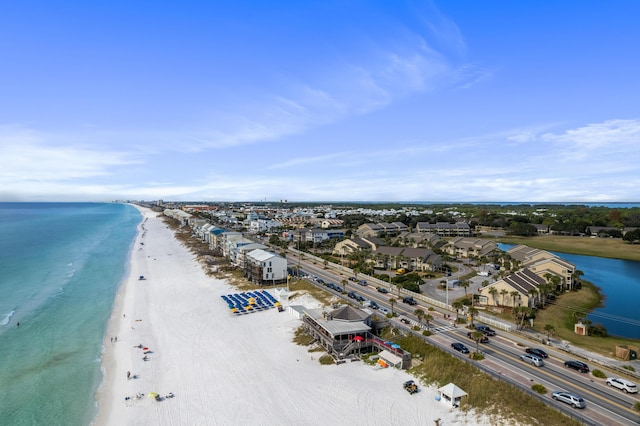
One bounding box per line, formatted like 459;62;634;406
478;268;547;308
416;222;472;237
507;245;576;290
302;305;412;368
443;237;498;258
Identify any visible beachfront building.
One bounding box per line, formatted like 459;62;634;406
370;246;441;272
248;218;283;234
302;305;412;368
244;249;288;285
478;268;546;308
163;208;192;226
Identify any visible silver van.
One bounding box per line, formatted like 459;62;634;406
520;353;545;367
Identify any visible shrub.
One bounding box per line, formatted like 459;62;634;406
623;365;636;372
422;330;433;337
634;401;640;412
319;355;335;365
470;352;485;361
428;307;435;311
531;384;547;394
592;369;607;379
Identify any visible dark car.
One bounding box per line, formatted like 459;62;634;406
355;294;365;302
451;342;470;354
467;332;489;343
526;348;548;359
564;360;590;373
475;325;496;336
377;287;389;294
358;280;368;286
348;276;357;281
400;318;411;325
402;297;417;306
347;291;357;299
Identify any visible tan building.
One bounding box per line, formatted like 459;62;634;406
443;237;498;258
478;268;547;308
507;245;576;290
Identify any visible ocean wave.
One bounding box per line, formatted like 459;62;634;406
1;310;15;326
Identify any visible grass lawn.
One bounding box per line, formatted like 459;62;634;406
495;235;640;262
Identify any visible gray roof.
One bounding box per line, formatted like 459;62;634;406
304;307;371;336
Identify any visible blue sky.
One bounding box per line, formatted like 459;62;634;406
1;1;639;202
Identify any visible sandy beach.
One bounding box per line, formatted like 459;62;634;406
92;206;494;425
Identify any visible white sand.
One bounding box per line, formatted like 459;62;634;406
93;206;496;426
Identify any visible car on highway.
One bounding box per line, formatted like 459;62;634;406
520;353;545;367
355;294;365;302
564;360;589;373
402;297;417;305
475;325;496;336
347;291;357;299
525;347;548;359
378;307;390;315
363;300;379;309
376;287;389;294
551;391;586;409
400;318;411;325
467;332;489;343
606;377;638;393
451;342;470;354
348;276;357;281
358;280;368;286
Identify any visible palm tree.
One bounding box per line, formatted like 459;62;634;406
543;324;556;343
527;287;538;308
510;290;520;308
389;298;397;316
452;300;464;321
468;306;479;326
470;330;485;354
424;313;433;330
488;287;498;306
341;279;348;294
414;308;425;327
460;280;470;298
500;289;508;306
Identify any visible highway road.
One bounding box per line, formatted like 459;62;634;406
289;255;640;426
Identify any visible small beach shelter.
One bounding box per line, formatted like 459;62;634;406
437;383;467;408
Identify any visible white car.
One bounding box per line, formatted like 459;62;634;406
606;377;638;393
378;307;390;315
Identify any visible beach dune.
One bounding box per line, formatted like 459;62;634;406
93;206;492;425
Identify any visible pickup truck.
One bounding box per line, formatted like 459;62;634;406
402;297;417;306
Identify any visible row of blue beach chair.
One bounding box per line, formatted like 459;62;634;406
220;290;278;315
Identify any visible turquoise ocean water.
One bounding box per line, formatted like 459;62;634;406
0;203;140;425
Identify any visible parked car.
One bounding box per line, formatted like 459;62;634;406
467;332;489;343
377;287;389;294
606;377;638;393
363;300;379;310
520;353;545;367
402;297;417;306
525;348;548;359
552;391;586;409
564;360;589;373
475;325;496;336
451;342;470;354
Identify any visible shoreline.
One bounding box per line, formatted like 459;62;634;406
92;206;495;425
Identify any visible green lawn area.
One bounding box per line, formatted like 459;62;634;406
495;235;640;262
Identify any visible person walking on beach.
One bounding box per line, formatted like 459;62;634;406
127;371;131;380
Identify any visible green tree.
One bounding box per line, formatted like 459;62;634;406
341;279;348;294
467;307;479;326
452;300;464;321
389;298;397;316
543;324;556;343
488;287;498;306
414;308;425;327
470;330;485;354
460;280;470;298
500;289;508;306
